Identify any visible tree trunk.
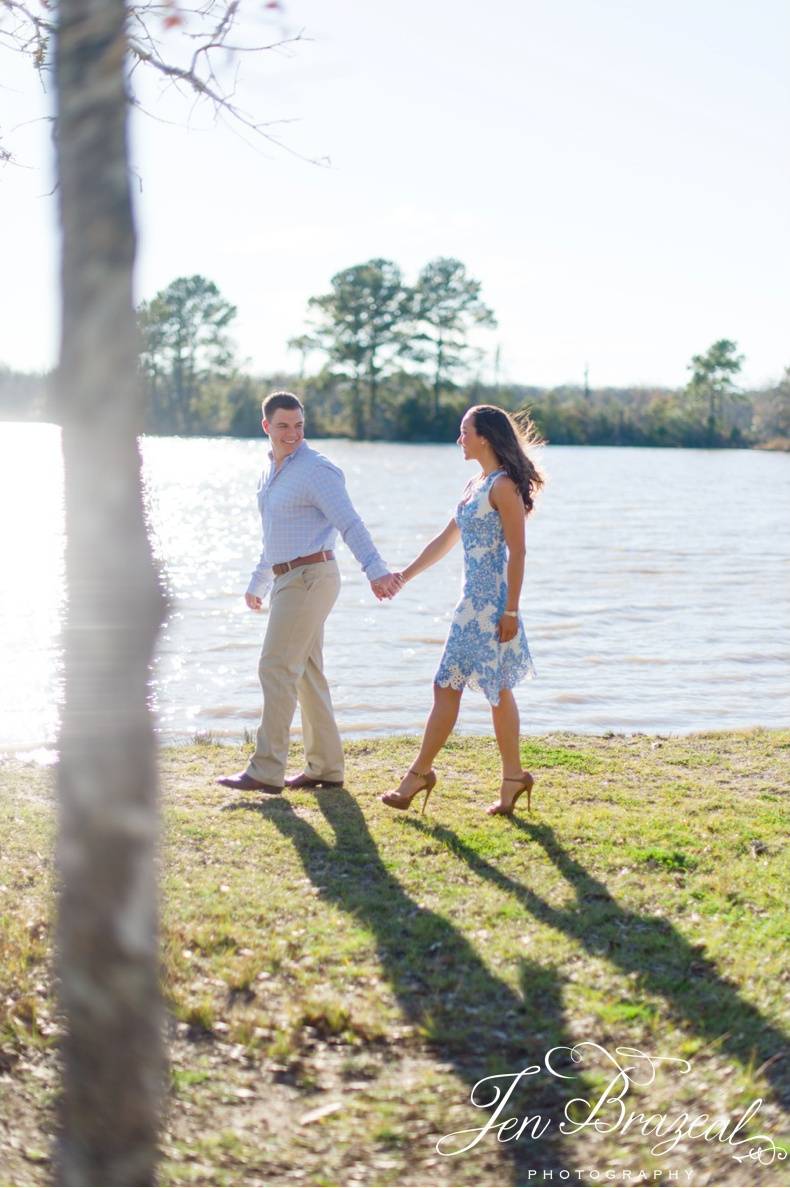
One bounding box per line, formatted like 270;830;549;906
54;1;167;1183
707;388;717;447
433;335;444;417
351;372;364;439
367;359;378;431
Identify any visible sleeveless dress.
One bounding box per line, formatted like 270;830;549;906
434;468;535;705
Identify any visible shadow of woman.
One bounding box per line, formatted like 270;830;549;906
226;789;588;1180
407;816;789;1112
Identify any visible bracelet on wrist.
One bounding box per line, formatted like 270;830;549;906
503;610;518;617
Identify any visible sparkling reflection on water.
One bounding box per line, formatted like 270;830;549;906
1;425;789;751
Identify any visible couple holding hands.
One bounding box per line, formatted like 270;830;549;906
217;390;544;817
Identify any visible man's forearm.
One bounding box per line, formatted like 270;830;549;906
311;463;389;579
340;514;389;580
247;548;273;599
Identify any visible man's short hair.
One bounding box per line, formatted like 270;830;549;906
262;390;304;421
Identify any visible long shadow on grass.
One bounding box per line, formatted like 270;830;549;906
408;818;789;1110
229;790;585;1181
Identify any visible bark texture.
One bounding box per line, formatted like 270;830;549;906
54;1;167;1182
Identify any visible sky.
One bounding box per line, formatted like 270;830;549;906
1;0;789;389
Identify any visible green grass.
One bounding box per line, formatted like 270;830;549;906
0;729;788;1186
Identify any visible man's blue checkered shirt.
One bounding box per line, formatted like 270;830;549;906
246;441;388;598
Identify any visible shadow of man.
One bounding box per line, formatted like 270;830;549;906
230;788;587;1181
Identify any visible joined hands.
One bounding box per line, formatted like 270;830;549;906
370;572;405;601
247;574;406;609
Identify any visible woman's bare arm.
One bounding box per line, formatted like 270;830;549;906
490;476;526;641
401;517;461;583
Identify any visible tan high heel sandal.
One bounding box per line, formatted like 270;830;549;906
381;768;437;814
486;770;534;816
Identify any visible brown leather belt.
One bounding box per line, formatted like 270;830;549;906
272;549;335;576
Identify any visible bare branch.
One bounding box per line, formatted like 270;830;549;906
3;1;326;168
127;7;326;166
127;2;320;161
0;0;53;67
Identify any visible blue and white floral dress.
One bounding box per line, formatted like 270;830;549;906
434;468;535;705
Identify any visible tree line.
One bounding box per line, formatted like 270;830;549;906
133;260;496;439
3;267;790;448
135;269;790;448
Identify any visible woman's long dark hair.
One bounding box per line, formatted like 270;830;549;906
470;404;544;515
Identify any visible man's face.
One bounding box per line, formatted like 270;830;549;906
263;407;305;456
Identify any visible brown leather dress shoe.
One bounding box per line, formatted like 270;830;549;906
285;771;344;789
216;771;283;794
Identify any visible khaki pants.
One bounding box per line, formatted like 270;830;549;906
246;559;343;786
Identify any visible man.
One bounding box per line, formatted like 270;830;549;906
218;391;400;794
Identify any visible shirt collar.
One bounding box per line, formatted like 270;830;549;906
267;439;308;465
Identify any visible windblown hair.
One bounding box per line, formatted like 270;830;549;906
470;404;544;515
262;390;304;420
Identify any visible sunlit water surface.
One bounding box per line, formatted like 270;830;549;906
2;424;789;755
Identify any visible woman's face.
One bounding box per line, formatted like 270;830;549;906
458;412;487;461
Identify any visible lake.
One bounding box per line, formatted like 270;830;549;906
1;424;789;754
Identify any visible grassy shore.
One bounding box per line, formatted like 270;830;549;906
1;730;788;1187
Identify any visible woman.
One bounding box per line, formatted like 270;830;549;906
382;404;543;816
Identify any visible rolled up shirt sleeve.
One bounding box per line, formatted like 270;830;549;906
247;546;273;600
310;460;389;581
